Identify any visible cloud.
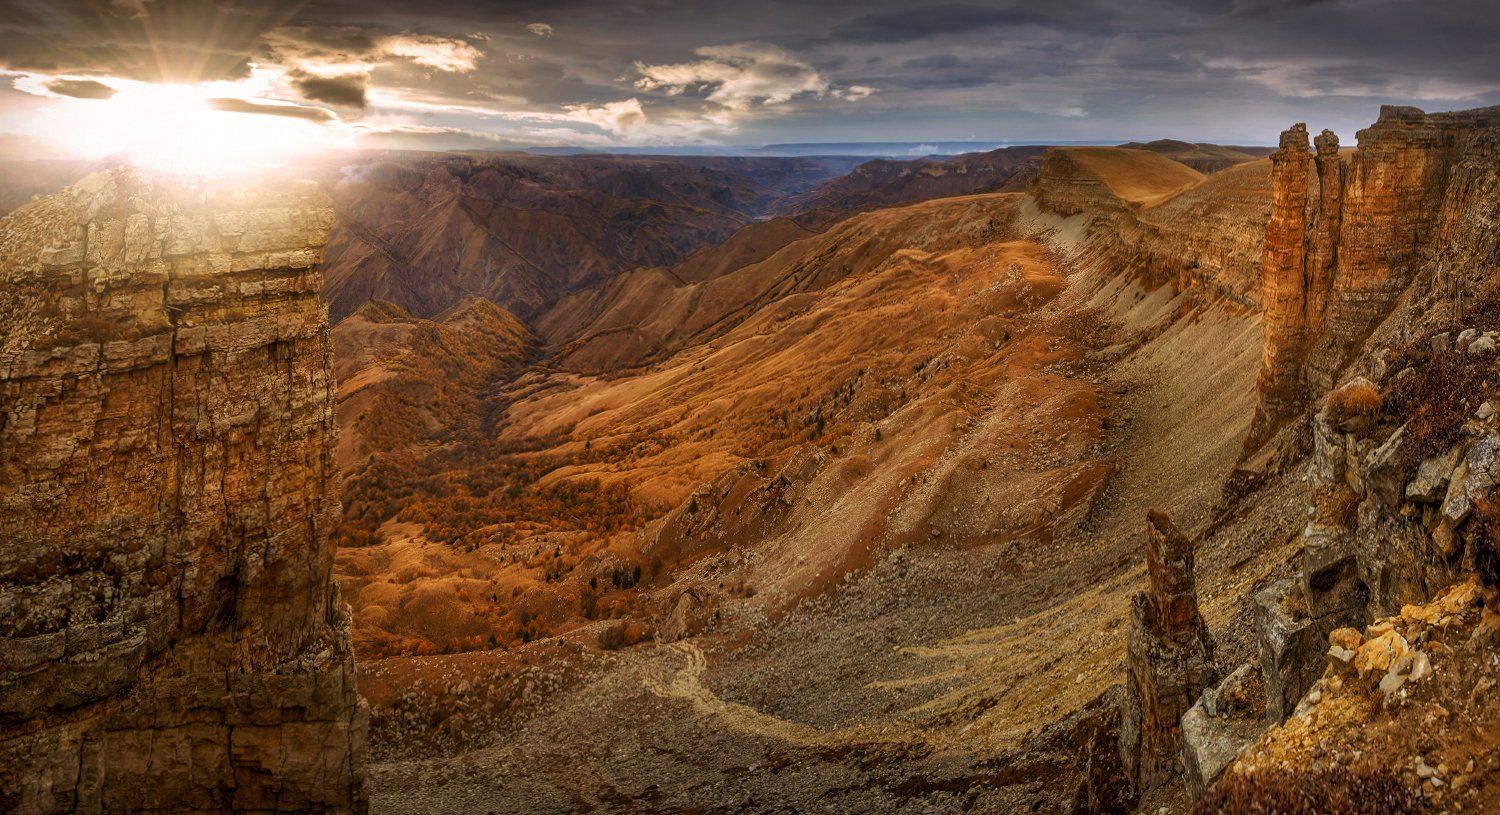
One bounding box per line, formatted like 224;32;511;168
635;42;830;110
827;3;1092;44
377;34;483;72
206;97;337;122
833;84;875;101
290;72;368;108
44;78;117;99
527;23;554;37
1232;0;1341;17
563;98;646;134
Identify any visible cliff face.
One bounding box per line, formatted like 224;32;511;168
0;170;367;813
1253;105;1500;440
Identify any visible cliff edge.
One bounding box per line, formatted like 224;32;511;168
0;169;367;813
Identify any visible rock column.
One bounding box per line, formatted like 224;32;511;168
1120;510;1217;792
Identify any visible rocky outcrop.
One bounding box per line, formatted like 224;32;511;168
0;169;367;812
1121;510;1217;791
1251;105;1500;443
1180;662;1266;796
1215;579;1498;813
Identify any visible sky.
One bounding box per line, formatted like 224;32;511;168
0;0;1496;158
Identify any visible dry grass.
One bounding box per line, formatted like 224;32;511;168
1382;347;1495;471
1325;382;1382;423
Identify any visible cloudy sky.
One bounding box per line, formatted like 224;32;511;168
0;0;1495;156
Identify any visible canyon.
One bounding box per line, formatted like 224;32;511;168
1;104;1498;814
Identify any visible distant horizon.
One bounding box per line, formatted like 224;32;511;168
0;130;1287;164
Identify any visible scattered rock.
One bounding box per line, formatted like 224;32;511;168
1353;629;1409;679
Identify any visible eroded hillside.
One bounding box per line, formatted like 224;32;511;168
324;127;1292;813
337;105;1500;815
319;153;859;322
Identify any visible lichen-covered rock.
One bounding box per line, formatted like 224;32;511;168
0;169;366;813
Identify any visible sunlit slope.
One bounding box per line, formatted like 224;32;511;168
1058;147;1206;206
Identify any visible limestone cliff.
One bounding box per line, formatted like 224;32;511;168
0;169;367;813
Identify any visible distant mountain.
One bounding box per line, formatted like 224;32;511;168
318;153;860;322
771;145;1050;227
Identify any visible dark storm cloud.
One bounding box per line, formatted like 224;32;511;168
206;96;336;122
0;0;292;81
44;78;116;99
289;72;367;108
826;2;1110;44
1232;0;1342;17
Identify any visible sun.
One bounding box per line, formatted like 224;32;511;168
18;77;350;177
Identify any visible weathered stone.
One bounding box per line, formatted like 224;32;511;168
1181;664;1267;797
1302;524;1368;626
1255;578;1324;722
1470;336;1497;356
1408;446;1464;502
1442;457;1473;524
0;169;367;813
1463;435;1500;507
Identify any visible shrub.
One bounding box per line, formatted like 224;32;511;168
1325;382;1382;423
1383;347;1495;470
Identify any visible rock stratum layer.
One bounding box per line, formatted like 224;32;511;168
0;169;367;813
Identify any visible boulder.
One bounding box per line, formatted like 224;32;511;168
1181;664;1268;796
1407;447;1463;502
1441;458;1473;524
1255;578;1324;721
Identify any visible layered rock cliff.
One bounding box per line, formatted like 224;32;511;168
1252;105;1500;443
0;169;367;812
1018;105;1500;812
